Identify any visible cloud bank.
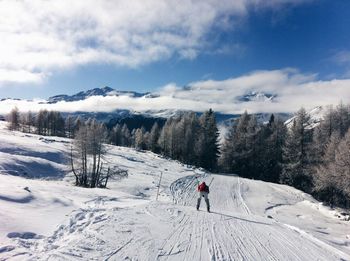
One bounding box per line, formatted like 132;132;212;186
0;69;348;115
0;0;311;85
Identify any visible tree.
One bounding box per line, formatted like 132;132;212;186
121;124;131;147
257;114;287;182
70;119;125;188
24;111;34;133
158;118;173;157
314;128;350;207
334;129;350;206
334;102;350;137
134;127;145;150
110;124;122;146
182;112;200;165
220;111;255;176
36;109;48;135
8;107;20;131
65;115;75;138
149;122;161;153
281;108;313;192
196;109;220;171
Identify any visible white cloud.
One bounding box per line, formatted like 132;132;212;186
0;69;44;84
333;50;350;65
0;69;348;115
0;0;311;85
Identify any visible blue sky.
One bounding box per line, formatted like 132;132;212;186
0;0;349;112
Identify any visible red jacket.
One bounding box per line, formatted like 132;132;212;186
198;183;209;193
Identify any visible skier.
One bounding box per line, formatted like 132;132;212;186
196;181;210;212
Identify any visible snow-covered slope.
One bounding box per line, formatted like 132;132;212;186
285;106;327;129
0;122;349;260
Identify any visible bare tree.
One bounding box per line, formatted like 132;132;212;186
70;119;127;188
7;107;20;131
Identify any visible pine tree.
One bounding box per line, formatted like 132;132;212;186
245;114;262;178
260;115;286;182
134;127;146;150
121;124;131;147
149;122;161;153
111;124;122;146
232;111;250;176
219;120;236;172
281;108;313;192
183;112;200;165
222;113;263;179
197;109;219;171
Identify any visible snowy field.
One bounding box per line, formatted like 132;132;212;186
0;121;349;261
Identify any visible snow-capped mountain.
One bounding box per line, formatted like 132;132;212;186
236;91;276;102
285;106;326;129
48;86;149;103
0;86;330;131
45;87;281;121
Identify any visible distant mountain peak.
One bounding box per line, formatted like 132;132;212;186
236;91;276;102
47;86;149;103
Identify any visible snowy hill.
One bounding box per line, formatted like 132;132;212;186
285;106;327;129
0;121;349;260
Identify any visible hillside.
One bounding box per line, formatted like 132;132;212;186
0;122;349;260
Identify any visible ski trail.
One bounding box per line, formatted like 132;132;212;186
237;177;251;215
14;174;350;261
162;174;350;261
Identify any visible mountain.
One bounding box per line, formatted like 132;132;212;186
48;86;149;103
236;91;276;102
0;86;329;131
285;106;326;129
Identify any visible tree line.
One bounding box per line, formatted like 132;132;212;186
6;104;350;208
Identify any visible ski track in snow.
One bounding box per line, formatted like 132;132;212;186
4;175;348;261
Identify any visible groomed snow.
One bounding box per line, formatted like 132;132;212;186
0;121;349;261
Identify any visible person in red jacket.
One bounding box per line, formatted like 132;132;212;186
196;181;210;212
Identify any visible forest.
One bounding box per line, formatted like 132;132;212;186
7;104;350;208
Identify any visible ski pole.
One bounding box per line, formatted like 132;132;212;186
156;168;167;201
156;171;163;201
208;177;214;186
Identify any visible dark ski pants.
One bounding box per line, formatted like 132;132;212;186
197;191;210;211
